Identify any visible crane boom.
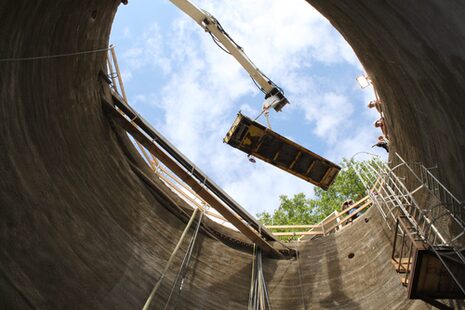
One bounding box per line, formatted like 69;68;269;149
169;0;289;111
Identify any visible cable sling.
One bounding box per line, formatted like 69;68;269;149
143;208;199;310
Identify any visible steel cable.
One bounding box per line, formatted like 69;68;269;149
166;211;204;310
142;208;199;310
0;46;111;62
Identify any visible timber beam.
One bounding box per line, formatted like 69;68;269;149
100;85;293;259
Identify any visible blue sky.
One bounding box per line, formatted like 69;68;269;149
110;0;386;216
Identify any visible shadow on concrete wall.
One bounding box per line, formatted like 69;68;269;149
318;235;360;309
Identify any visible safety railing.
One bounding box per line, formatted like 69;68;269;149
354;156;445;245
107;46;377;239
391;216;425;287
106;45;231;226
395;153;465;234
152;159;237;227
104;45;295;259
106;45;378;246
352;152;465;295
106;45;127;101
265;196;372;239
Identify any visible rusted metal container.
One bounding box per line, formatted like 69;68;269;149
224;113;341;190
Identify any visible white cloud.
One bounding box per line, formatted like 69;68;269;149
121;23;172;75
296;92;354;143
113;0;382;215
123;27;131;38
196;0;358;73
223;161;315;215
326;122;389;162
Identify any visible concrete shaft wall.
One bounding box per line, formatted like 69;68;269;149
307;1;465;198
0;0;464;309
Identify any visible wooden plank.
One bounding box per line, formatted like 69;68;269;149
223;113;341;190
391;258;411;273
288;151;301;170
273;231;322;236
265;224;319;229
272;151;280;161
107;90;278;243
320;167;339;188
138;162;227;223
400;275;409;286
334;196;370;218
102;98;287;258
320;167;332;185
322;201;372;234
156;170;227;222
296;196;371;239
305;161;316;176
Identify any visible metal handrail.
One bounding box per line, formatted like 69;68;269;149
352;153;465;295
267;197;373;238
395;153;464;224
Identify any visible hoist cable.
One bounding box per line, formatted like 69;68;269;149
166;211;204;310
142;208;199;310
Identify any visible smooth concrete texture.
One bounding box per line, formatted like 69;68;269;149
1;0;464;309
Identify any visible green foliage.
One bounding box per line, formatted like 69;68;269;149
257;158;371;226
256;193;318;226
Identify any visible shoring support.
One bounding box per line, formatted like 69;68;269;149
101;87;288;259
105;89;277;242
104;46;280;244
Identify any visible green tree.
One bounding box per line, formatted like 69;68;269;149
257;158;371;226
256;193;319;226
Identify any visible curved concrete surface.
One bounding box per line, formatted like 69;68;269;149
308;1;465;199
1;0;464;309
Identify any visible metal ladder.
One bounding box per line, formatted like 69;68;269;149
352;153;465;295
